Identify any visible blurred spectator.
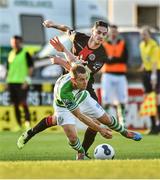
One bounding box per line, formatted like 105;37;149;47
6;35;34;131
101;25;128;126
139;26;160;134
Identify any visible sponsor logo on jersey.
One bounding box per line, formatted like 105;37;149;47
88;53;96;61
63;99;75;109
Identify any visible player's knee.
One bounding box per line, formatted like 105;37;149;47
52;115;57;126
68;135;77;144
98;113;112;125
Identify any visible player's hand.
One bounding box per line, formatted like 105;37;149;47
49;55;62;65
4;84;8;91
43;20;54;28
151;73;157;90
50;37;65;52
22;82;28;90
99;128;112;139
137;65;144;72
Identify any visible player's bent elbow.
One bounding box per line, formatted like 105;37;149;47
72;108;88;124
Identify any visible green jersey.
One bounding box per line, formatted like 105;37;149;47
7;49;28;83
54;73;88;111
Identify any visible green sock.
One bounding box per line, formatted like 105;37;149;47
69;138;85;153
108;115;127;136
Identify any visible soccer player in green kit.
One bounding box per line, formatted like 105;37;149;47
17;42;142;160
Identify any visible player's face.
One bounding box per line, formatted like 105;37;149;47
75;73;88;90
141;30;150;41
10;38;22;50
109;27;118;39
92;26;108;44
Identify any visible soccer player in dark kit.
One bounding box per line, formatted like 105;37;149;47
17;20;142;158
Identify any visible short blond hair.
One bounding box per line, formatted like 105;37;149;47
70;64;86;78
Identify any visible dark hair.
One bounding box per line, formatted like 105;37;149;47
110;24;118;29
94;20;109;29
70;64;86;78
12;35;23;41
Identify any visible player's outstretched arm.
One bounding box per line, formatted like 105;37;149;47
72;108;112;139
43;20;71;32
50;37;77;65
49;56;71;71
50;37;87;66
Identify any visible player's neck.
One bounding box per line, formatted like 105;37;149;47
88;37;101;49
144;38;150;44
13;47;22;53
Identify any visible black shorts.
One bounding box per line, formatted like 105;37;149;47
143;70;160;93
8;83;29;104
86;78;98;101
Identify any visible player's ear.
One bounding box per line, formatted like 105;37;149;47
92;26;96;33
71;78;76;82
71;78;77;85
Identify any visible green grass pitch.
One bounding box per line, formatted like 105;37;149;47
0;130;160;178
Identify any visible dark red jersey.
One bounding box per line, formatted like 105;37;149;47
69;31;108;75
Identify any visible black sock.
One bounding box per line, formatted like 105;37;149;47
22;103;30;122
157;105;160;124
82;127;97;153
14;104;22;126
69;138;85;153
27;116;53;139
150;116;156;129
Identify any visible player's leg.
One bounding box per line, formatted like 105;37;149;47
62;124;85;160
56;106;86;160
82;127;97;156
22;112;55;138
17;115;57;149
155;70;160;133
81;82;98;156
82;119;101;155
98;113;142;141
157;93;160;133
143;71;158;134
17;98;57;145
20;86;31;129
101;73;114;112
116;75;128;125
116;104;126;125
81;93;142;141
13;102;22;127
9;84;22;128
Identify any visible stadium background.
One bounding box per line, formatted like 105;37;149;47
0;0;160;179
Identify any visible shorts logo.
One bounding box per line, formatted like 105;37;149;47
88;54;96;61
96;103;101;108
96;103;103;111
58;116;64;124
